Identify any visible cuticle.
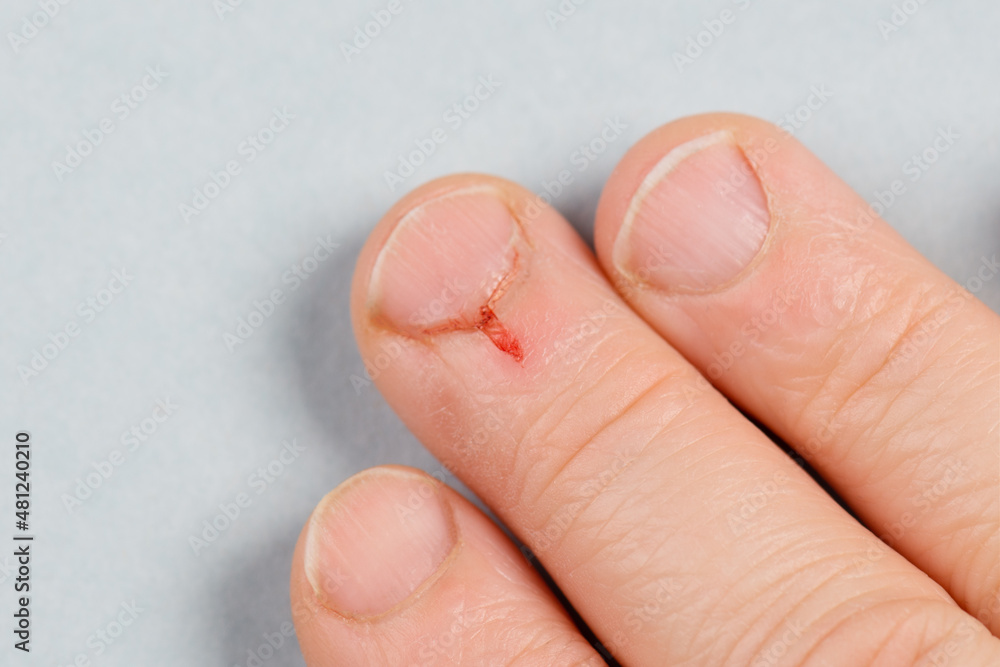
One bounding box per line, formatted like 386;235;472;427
366;188;532;361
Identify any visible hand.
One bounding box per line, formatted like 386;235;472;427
289;114;1000;665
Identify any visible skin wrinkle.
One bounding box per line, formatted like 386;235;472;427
538;310;629;370
739;552;887;662
842;353;991;525
947;349;1000;401
502;339;617;497
428;345;525;483
565;497;677;577
955;521;1000;615
518;326;619;446
745;546;863;620
543;475;650;575
802;598;973;667
504;622;600;666
564;426;733;554
868;614;931;666
528;366;682;514
514;332;631;500
789;323;876;446
621;432;743;526
817;274;946;414
742;516;864;571
541;399;731;561
563;530;686;650
843;380;935;489
836;292;952;420
798;256;880;331
686;581;750;663
706;542;856;658
517;337;684;510
648;428;747;504
761;533;909;592
795;306;952;494
796;596;920;666
937;516;995;598
576;480;664;564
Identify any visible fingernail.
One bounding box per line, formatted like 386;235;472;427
369;186;518;333
304;467;457;618
614;131;771;292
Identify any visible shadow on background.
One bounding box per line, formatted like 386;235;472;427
210;230;386;667
287;228;436;476
216;523;306;667
211;225;450;664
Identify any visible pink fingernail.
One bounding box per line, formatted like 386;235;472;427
304;468;456;617
368;186;524;361
614;131;771;292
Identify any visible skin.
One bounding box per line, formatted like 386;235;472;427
290;114;1000;665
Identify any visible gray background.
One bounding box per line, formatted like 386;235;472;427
1;0;998;665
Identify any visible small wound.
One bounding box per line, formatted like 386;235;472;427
477;305;524;362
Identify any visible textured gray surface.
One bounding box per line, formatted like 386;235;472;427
1;1;998;664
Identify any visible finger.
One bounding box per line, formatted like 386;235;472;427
593;113;1000;632
351;175;1000;664
290;465;603;666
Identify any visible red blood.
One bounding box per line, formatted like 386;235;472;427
477;306;524;362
